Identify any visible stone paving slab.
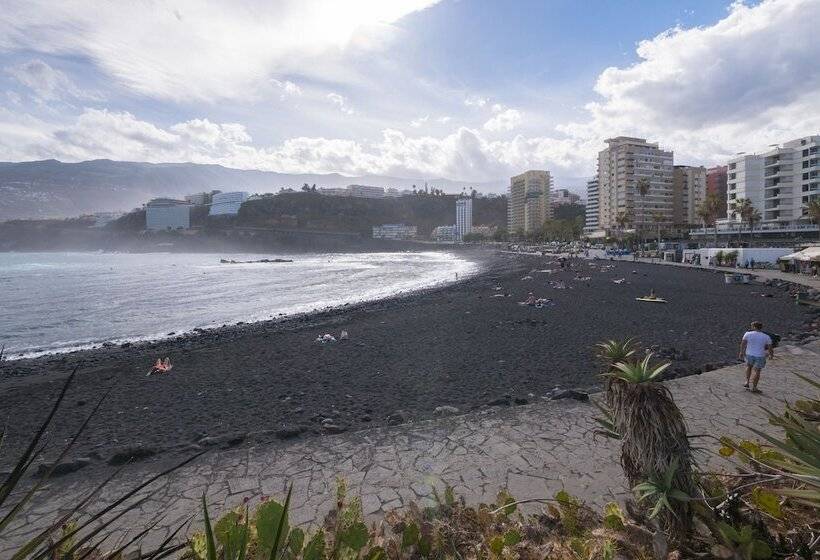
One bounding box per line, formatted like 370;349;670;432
3;342;819;554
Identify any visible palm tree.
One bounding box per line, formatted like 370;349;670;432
734;198;760;247
696;192;720;247
637;177;650;244
806;198;820;240
652;212;665;247
746;207;761;247
730;198;753;247
615;211;631;247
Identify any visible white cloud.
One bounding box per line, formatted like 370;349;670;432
409;115;429;128
5;90;22;105
0;108;587;182
6;58;100;101
483;109;522;132
558;0;820;165
1;0;818;184
0;0;441;102
270;79;302;98
326;92;355;115
464;95;488;107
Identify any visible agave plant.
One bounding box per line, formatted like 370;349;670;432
742;373;820;509
606;354;694;547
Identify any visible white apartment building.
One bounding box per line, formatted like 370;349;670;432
347;184;385;198
725;135;820;225
583;178;599;234
508;170;552;234
318;187;350;197
673;165;706;226
552;188;581;206
209;191;249;216
431;225;458;242
318;184;388;198
455;197;473;239
184;192;212;206
372;224;417;240
725;154;765;221
145;198;192;230
597;137;673;233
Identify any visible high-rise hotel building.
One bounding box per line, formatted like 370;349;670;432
725;135;819;225
507;170;552;234
455;197;473;239
672;165;707;226
597;137;673;232
583;178;599;234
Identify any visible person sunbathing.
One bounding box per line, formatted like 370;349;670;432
148;357;173;376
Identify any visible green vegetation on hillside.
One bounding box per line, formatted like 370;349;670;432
236;193;508;235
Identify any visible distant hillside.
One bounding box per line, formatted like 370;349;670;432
237;192;508;236
0;159;504;220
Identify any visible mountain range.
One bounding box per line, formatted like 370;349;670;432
0;159;588;220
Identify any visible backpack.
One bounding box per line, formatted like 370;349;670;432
763;331;781;348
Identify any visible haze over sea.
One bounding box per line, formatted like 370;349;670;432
0;251;477;358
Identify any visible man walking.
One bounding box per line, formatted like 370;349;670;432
739;321;774;393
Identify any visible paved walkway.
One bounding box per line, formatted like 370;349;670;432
626;257;820;290
3;342;819;554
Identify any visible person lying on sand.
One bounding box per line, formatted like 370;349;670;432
148;357;173;376
519;293;552;307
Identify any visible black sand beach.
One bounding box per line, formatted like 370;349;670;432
0;251;814;474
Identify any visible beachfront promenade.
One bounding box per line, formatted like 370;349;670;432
3;341;819;554
628;256;820;290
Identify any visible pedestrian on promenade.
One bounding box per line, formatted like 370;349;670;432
738;321;774;393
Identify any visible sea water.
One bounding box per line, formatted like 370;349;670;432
0;251;477;358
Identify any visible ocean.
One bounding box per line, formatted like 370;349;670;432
0;251;477;358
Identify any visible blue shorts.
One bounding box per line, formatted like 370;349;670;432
745;355;766;369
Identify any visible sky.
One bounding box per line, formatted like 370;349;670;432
0;0;818;190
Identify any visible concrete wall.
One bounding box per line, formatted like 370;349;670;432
683;247;793;264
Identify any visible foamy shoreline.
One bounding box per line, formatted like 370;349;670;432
2;250;485;360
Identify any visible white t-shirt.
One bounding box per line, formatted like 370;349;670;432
743;330;772;357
